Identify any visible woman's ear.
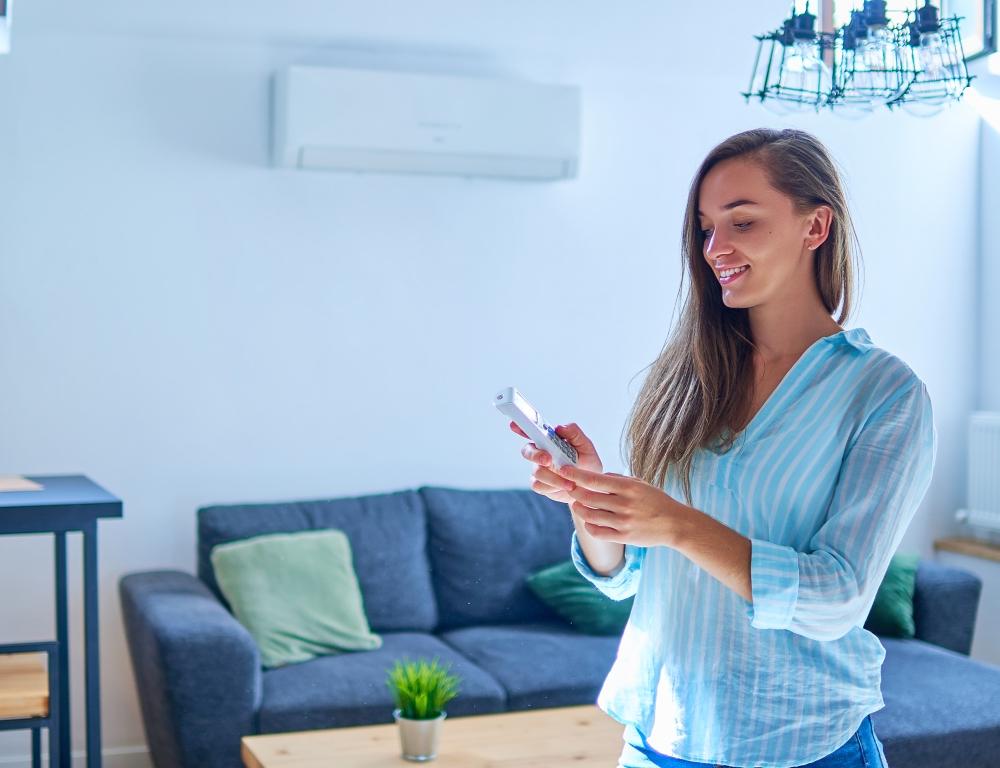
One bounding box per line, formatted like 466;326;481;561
806;205;833;250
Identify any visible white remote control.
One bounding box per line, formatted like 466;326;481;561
494;387;579;468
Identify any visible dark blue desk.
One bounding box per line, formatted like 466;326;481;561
0;475;123;768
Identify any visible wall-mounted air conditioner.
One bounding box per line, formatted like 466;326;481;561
273;66;581;181
0;0;12;55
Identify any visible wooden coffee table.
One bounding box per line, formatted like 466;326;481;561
241;705;626;767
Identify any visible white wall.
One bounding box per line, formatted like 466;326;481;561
0;1;982;765
974;59;1000;409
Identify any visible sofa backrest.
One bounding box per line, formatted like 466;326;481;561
197;489;438;634
913;560;982;655
418;486;575;630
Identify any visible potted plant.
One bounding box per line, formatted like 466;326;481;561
385;656;461;762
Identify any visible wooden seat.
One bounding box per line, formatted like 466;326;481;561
0;653;48;720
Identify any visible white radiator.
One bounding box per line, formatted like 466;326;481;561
955;411;1000;544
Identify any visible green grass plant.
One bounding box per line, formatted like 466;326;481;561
386;656;461;720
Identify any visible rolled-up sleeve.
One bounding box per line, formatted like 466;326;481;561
571;530;646;601
746;379;937;641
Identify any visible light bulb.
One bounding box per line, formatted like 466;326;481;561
862;29;886;68
760;95;796;115
834;64;878;118
845;57;880;97
778;40;832;109
900;97;947;117
857;32;903;95
830;101;877;119
918;31;947;78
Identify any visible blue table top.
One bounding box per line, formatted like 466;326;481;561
0;475;122;533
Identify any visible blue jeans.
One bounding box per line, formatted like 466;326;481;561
619;715;889;768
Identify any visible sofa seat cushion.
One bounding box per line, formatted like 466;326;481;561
439;622;620;710
258;632;507;733
875;638;1000;768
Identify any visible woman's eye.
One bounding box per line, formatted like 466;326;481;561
700;222;752;238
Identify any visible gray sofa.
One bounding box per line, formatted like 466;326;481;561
119;487;1000;768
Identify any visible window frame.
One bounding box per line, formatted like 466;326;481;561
816;0;996;61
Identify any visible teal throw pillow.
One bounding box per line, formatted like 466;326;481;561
864;552;920;638
526;559;634;635
210;529;382;668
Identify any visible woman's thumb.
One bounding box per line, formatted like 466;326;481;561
555;423;586;444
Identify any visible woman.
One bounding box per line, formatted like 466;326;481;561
510;128;936;768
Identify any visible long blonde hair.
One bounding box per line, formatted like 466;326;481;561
623;128;862;506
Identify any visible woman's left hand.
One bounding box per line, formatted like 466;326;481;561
553;463;690;548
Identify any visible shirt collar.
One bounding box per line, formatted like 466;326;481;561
826;327;873;352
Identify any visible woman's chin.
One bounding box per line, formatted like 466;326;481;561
721;293;749;308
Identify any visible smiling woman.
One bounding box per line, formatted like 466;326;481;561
629;128;858;507
516;127;936;768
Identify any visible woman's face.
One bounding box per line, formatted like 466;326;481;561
697;157;828;310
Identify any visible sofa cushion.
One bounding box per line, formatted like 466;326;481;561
419;487;575;630
198;490;437;633
526;558;634;635
211;529;382;668
438;622;620;710
864;552;919;638
875;637;1000;768
258;632;507;733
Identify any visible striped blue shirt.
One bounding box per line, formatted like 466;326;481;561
571;327;937;768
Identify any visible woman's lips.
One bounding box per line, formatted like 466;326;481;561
719;266;749;285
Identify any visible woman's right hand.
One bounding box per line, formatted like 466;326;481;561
510;421;603;504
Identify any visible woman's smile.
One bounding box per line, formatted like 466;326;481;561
719;265;750;285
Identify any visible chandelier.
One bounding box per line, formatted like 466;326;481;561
743;1;976;117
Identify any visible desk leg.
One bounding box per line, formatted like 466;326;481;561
48;640;61;768
55;532;70;768
83;521;102;768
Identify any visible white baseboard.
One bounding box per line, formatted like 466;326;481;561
0;746;151;768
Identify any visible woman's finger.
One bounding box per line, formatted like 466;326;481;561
532;465;574;491
521;442;551;466
570;500;621;531
530;478;561;497
565;484;629;513
584;521;618;539
555;423;596;453
509;421;529;439
555;464;632;495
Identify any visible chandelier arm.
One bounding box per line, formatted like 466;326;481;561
746;35;766;100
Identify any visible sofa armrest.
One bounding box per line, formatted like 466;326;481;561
119;570;262;768
912;560;983;655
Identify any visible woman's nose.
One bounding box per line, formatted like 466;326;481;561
704;229;732;258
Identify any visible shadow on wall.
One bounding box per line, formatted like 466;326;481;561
113;36;524;169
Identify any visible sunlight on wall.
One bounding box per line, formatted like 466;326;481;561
990;52;1000;75
965;86;1000;133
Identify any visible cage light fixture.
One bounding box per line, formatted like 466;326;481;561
744;0;976;117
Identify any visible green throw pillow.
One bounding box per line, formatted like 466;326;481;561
864;552;920;638
210;529;382;668
526;559;634;635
